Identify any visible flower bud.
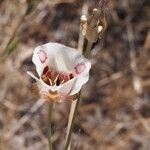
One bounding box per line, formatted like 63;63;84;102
80;4;107;42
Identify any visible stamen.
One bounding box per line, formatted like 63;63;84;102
41;66;75;86
49;79;53;86
54;75;59;86
41;74;50;85
60;80;65;84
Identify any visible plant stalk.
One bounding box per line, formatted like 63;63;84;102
65;40;93;149
65;92;81;150
48;102;53;150
84;41;93;58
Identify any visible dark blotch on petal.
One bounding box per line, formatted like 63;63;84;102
58;72;69;82
43;66;49;74
69;73;74;79
51;70;58;80
45;70;52;78
56;78;61;86
41;75;51;86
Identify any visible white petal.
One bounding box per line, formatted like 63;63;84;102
57;77;77;95
32;42;80;76
27;71;59;92
57;59;91;96
70;60;91;95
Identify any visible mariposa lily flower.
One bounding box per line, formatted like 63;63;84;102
27;42;91;102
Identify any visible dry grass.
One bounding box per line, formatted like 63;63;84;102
0;0;149;150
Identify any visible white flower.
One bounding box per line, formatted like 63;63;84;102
27;42;91;102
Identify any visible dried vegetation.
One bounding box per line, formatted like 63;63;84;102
0;0;149;149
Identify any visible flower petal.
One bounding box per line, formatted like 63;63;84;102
57;77;77;95
70;59;91;95
58;59;91;95
32;42;80;76
27;71;59;92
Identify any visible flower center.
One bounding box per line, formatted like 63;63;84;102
41;66;74;86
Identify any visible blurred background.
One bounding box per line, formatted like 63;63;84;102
0;0;149;149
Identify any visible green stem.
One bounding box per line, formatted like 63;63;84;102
48;102;53;150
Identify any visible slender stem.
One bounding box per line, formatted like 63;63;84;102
65;40;93;150
84;41;93;58
48;102;53;150
65;92;81;150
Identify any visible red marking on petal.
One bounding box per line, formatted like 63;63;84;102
45;79;51;85
69;73;74;79
45;70;52;78
43;66;49;74
51;70;58;80
37;49;47;63
75;62;86;74
58;72;69;82
41;67;74;87
41;75;51;85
